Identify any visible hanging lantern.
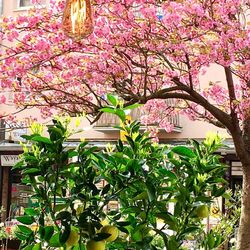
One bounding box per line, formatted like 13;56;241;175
62;0;94;40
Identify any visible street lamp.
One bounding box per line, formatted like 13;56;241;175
62;0;94;40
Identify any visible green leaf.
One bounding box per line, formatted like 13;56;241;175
115;109;126;122
155;213;177;231
23;168;41;175
31;135;52;144
172;146;196;158
126;136;135;150
59;225;71;244
32;243;42;250
44;226;54;242
123;206;141;214
24;208;38;216
15;231;29;240
68;150;78;158
48;127;63;139
17;225;33;235
180;226;200;237
214;235;222;247
16;215;34;225
116;221;131;226
117;226;129;234
222;192;231;199
107;94;118;106
213;187;226;197
23;245;34;250
195;196;212;203
146;182;156;202
131;229;143;242
39;226;45;239
174;202;182;217
54;203;69;212
124;103;143;110
168;238;179;250
207;233;215;248
99;107;115;114
21;135;34;140
49;233;62;247
159;169;177;180
13;160;24;169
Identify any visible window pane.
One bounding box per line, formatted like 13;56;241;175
19;0;31;7
19;0;46;7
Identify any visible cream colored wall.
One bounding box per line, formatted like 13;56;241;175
2;0;48;16
159;117;229;140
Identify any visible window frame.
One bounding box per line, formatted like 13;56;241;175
16;0;46;10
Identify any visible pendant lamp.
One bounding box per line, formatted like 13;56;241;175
62;0;94;40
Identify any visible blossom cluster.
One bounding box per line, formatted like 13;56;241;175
0;0;249;132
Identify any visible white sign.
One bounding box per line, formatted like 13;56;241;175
1;155;19;166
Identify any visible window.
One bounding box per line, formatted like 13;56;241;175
19;0;31;7
17;0;46;8
0;0;3;15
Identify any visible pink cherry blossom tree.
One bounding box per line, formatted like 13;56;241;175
0;0;250;248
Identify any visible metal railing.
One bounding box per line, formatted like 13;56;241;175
94;100;181;130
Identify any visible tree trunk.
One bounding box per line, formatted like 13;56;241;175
237;164;250;250
236;117;250;250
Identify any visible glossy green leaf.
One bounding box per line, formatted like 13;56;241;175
124;103;143;110
59;225;71;244
32;243;42;250
99;107;115;114
180;226;200;237
213;187;226;197
49;233;62;247
17;225;33;235
31;135;52;144
168;238;179;250
44;226;54;242
107;94;118;106
23;245;34;250
207;233;215;249
159;169;177;180
116;221;131;226
146;183;156;202
172;146;196;158
24;208;39;216
15;231;29;241
156;213;177;230
115;109;126;122
21;134;36;140
54;203;69;212
16;216;34;225
131;229;143;242
23;168;41;175
117;226;129;234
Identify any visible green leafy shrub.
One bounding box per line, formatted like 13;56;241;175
14;109;228;249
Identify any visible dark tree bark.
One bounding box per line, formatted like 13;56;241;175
237;117;250;250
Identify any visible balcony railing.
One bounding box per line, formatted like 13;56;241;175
94;101;182;132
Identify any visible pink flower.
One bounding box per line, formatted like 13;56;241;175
0;95;6;104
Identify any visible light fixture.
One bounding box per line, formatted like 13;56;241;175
62;0;94;40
